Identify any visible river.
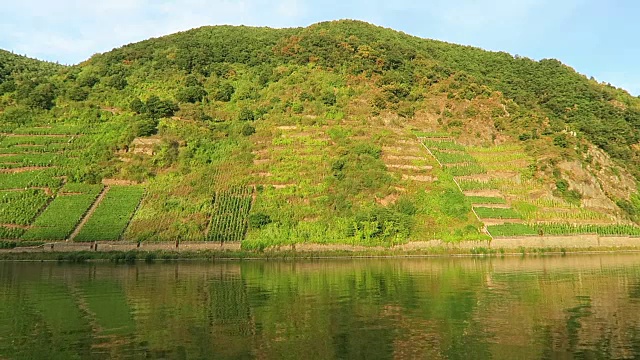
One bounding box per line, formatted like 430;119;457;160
2;254;640;359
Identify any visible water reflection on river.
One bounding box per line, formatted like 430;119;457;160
2;254;640;359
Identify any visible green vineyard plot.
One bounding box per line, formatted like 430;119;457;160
0;136;73;147
446;164;487;176
466;196;507;205
208;186;254;243
486;223;539;237
0;170;62;190
432;150;476;165
74;186;145;242
11;125;85;136
0;189;50;225
422;139;466;151
21;193;102;241
0;153;60;168
488;223;640;237
0;226;25;239
474;207;522;219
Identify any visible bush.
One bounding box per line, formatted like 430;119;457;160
125;251;137;263
249;213;272;229
213;82;234;102
130;98;145;114
144;252;157;263
240;124;256;136
145;96;179;119
320;90;336;106
176;86;207;103
553;134;569;148
238;107;255;121
68;86;89;101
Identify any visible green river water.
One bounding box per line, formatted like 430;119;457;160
2;254;640;359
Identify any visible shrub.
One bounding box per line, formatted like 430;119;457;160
176;86;207;103
238;107;255;121
249;212;272;229
213;82;234;102
240;124;256;136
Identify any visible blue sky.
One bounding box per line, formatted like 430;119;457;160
1;0;639;95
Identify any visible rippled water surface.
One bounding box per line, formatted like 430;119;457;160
2;255;640;359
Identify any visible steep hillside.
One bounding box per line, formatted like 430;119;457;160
1;20;639;247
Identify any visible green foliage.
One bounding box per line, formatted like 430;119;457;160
320;90;337;106
0;107;33;125
238;107;255;121
554;179;582;206
553;134;569;148
487;223;538;237
240;124;256;136
248;212;272;229
347;205;413;244
26;83;56;110
130;98;145;114
67;86;89;101
439;189;469;219
176;86;207;103
144;96;179;120
213;82;235;102
617;195;640;221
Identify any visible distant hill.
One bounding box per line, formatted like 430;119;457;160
1;20;639;247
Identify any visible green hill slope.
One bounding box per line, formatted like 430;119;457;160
1;20;639;247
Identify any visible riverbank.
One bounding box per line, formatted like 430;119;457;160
2;235;640;261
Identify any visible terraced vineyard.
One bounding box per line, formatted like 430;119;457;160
74;186;145;242
420;133;640;238
0;124;149;243
21;184;103;241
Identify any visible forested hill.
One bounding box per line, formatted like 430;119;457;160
1;20;640;247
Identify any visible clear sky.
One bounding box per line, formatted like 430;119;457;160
2;0;638;95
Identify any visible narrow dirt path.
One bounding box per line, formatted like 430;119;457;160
1;187;53;196
0;224;31;229
0;166;53;174
68;186;110;241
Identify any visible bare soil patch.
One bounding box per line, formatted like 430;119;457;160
376;193;399;206
0;224;31;229
0;166;51;174
383;155;426;161
463;190;503;197
387;164;433;171
68;187;110;241
471;203;511;209
253;159;270;165
402;174;437;182
102;179;137;186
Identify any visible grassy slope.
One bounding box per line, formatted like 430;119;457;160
0;20;639;245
